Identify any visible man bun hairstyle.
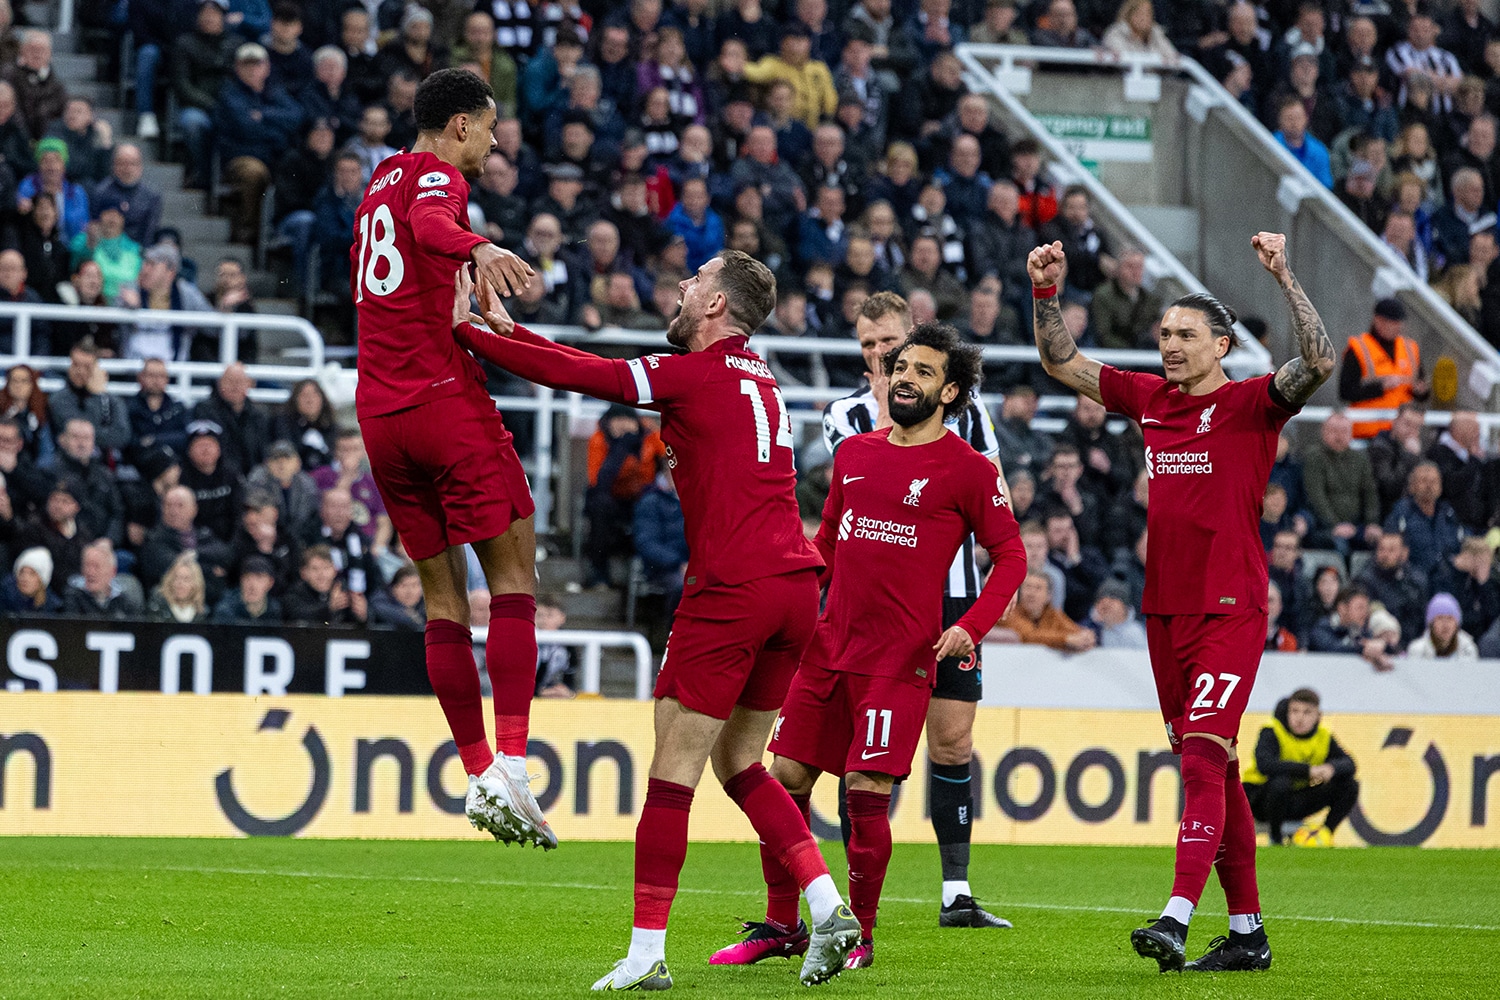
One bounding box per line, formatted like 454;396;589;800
1170;291;1242;354
414;68;494;133
881;322;982;420
713;249;777;335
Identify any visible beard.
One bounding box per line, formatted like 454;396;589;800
666;306;698;348
888;383;943;427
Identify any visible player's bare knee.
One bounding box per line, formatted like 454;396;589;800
927;731;973;766
846;770;895;795
770;756;817;796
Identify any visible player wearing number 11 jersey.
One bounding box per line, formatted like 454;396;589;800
452;250;860;990
1031;232;1336;974
351;69;552;849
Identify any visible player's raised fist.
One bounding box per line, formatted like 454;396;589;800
1027;242;1068;289
1251;232;1289;278
472;242;534;298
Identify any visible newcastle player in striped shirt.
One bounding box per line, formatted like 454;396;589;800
824;292;1014;930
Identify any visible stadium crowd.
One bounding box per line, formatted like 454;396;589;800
0;0;1498;672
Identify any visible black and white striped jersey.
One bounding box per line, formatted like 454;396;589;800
821;384;1001;599
1386;41;1463;114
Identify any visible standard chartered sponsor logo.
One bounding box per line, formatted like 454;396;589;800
850;512;920;547
839;508;854;541
1149;449;1213;475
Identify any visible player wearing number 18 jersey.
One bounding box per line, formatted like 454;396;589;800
351;69;553;849
1030;232;1336;974
451;250;860;990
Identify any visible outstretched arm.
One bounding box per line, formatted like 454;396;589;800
1253;232;1335;409
1029;242;1104;405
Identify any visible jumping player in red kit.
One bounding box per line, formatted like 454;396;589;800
351;69;554;848
751;323;1027;970
450;250;861;990
1030;232;1335;973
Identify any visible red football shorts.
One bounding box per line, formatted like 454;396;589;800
1144;612;1266;750
360;386;535;563
769;654;932;779
653;569;820;720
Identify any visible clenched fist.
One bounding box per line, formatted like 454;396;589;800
1027;241;1068;289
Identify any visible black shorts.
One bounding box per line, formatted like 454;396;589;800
934;595;983;702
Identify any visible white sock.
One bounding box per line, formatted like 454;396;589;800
1161;896;1196;926
1229;912;1263;935
626;927;666;971
942;880;972;907
804;874;842;925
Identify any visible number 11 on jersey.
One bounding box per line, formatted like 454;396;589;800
740;379;792;463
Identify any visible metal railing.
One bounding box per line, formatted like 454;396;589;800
472;626;656;700
955;43;1500;408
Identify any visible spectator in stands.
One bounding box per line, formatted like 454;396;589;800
1265;580;1298;651
1337;159;1386;234
1381;211;1428;281
282;543;365;626
1357;531;1429;644
69;197;142;301
1427;411;1487;532
174;0;242;190
1101;0;1177;61
16;477;90;594
1045;508;1108;622
181;419;244;544
1032;0;1097;47
1368;403;1426;518
898;233;965;320
1273;95;1334;189
129;0;175;139
664;176;724;272
966;181;1034;300
311;151;362;299
1038;442;1103;550
337;6;383;106
1265;528;1312;634
146;550;209;623
62;539;143;618
1088;577;1147;648
4;30;65;142
1041;186;1114;295
583;404;666;589
866;144;921;226
1;545;60;613
211;552;282;623
120;444;177;551
89;143;161;250
452;12;517;119
0;365;51;465
117;243;214;361
369;562;425;630
1433;167;1493;267
14;190;67;304
1243;688;1359;846
54;417;124;546
1266;43;1342;145
300;48;361;146
376;5;446;82
969;0;1026;46
126;358;187;464
1017;517;1063;608
730;125;805;240
230;490;299;589
263;2;313;96
743;23;836;130
1388;11;1462;116
247;439;320;543
1090;246;1162;349
19;139;89;244
960;275;1021;350
1409;591;1479;659
1432;536;1500;639
1302;410;1382;552
46;96;112;186
308;430;386;547
137;484;222;590
1385;461;1464;577
1308;582;1394;670
532;162;596;244
533;594;574;695
343;104;398;187
995;571;1096;650
215;43;304;245
0;249;50;355
936;134;990;231
269;378;335;471
48;339;128;454
306;486;380;592
468;152;526;251
50;260;115;354
632;461;687;618
994;383;1051;474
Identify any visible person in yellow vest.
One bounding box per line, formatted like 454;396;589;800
742;24;837;130
1338;298;1429;439
1242;688;1359;845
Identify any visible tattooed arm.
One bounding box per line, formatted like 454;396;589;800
1253;232;1336;408
1028;241;1105;405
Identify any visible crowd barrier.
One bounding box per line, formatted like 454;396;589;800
2;694;1495;847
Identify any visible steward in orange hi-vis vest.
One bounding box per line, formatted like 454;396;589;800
1339;298;1428;438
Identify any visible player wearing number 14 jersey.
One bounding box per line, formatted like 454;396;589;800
451;250;860;990
1031;232;1336;974
351;70;553;849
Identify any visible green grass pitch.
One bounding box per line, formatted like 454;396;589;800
2;838;1496;999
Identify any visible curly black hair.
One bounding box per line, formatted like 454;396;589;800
1169;292;1242;353
414;68;494;134
881;322;982;421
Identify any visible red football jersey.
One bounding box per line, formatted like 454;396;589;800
814;428;1026;687
352;151;491;419
1098;367;1298;616
451;325;822;593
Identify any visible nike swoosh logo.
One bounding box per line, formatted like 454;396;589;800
860;750;889;760
843;476;865;484
1141;417;1162;425
1181;837;1211;843
1187;711;1217;721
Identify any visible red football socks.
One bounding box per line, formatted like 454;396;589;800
845;789;893;939
424;619;492;776
1217;756;1262;916
488;593;537;757
633;779;695;931
1171;738;1228;906
724;764;813;930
